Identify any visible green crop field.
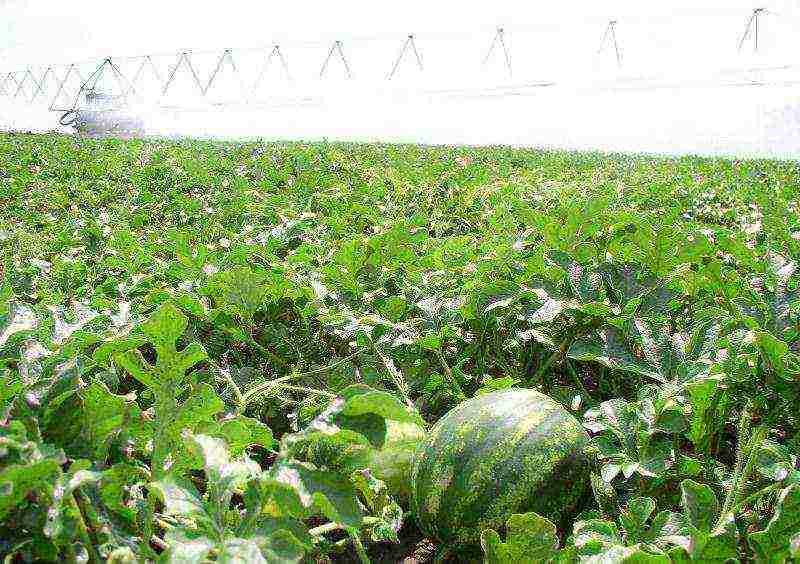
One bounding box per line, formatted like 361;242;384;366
1;132;799;563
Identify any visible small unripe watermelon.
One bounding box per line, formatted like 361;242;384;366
347;420;426;502
411;388;589;548
290;419;425;503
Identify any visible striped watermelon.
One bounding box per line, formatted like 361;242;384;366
411;388;590;548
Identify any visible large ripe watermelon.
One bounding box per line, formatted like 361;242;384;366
411;388;590;548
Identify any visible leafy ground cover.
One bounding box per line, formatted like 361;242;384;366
1;132;799;563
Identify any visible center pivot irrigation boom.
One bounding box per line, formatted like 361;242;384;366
0;9;789;135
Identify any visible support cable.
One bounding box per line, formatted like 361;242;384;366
107;58;136;105
161;52;205;96
203;49;247;98
738;8;775;53
49;64;76;111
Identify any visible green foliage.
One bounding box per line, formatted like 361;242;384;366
480;512;561;563
1;133;800;562
152;433;306;563
584;398;677;482
668;480;738;562
0;421;63;520
280;383;425;501
749;485;800;563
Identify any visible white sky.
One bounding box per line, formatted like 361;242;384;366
2;0;799;158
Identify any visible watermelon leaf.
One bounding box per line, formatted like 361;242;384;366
661;480;739;562
271;460;363;529
114;302;207;395
217;537;270;564
582;545;672;563
749;485;800;563
569;494;681;561
584;398;676;482
480;512;560;564
338;384;425;428
279;384;425;501
680;480;718;532
152;434;307;563
0;302;38;350
43;460;103;542
0;421;64;519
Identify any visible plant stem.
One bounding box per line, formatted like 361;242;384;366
533;333;574;384
349;531;371;564
565;359;593;405
719;408;751;524
151;390;177;480
150;535;168;551
278;384;337;398
155;517;175;531
308;517;380;537
374;345;414;407
241;351;362;406
67;493;99;563
65;543;79;564
716;407;766;530
140;490;159;560
302;351;361;378
212;361;245;414
308;521;341;536
242;373;301;404
432;545;451;564
435;349;466;400
731;426;767;511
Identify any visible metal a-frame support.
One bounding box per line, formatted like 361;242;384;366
10;71;29;100
597;20;622;67
387;34;424;79
49;64;79;110
93;58;134;105
738;8;768;53
72;58;133;103
203;49;246;96
127;56;163;97
482;27;512;78
319;40;352;79
161;51;204;96
253;45;291;94
29;67;54;102
10;68;45;103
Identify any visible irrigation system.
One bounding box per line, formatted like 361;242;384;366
0;8;795;135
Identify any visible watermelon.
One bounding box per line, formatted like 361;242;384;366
411;388;590;548
347;420;426;502
288;419;425;503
